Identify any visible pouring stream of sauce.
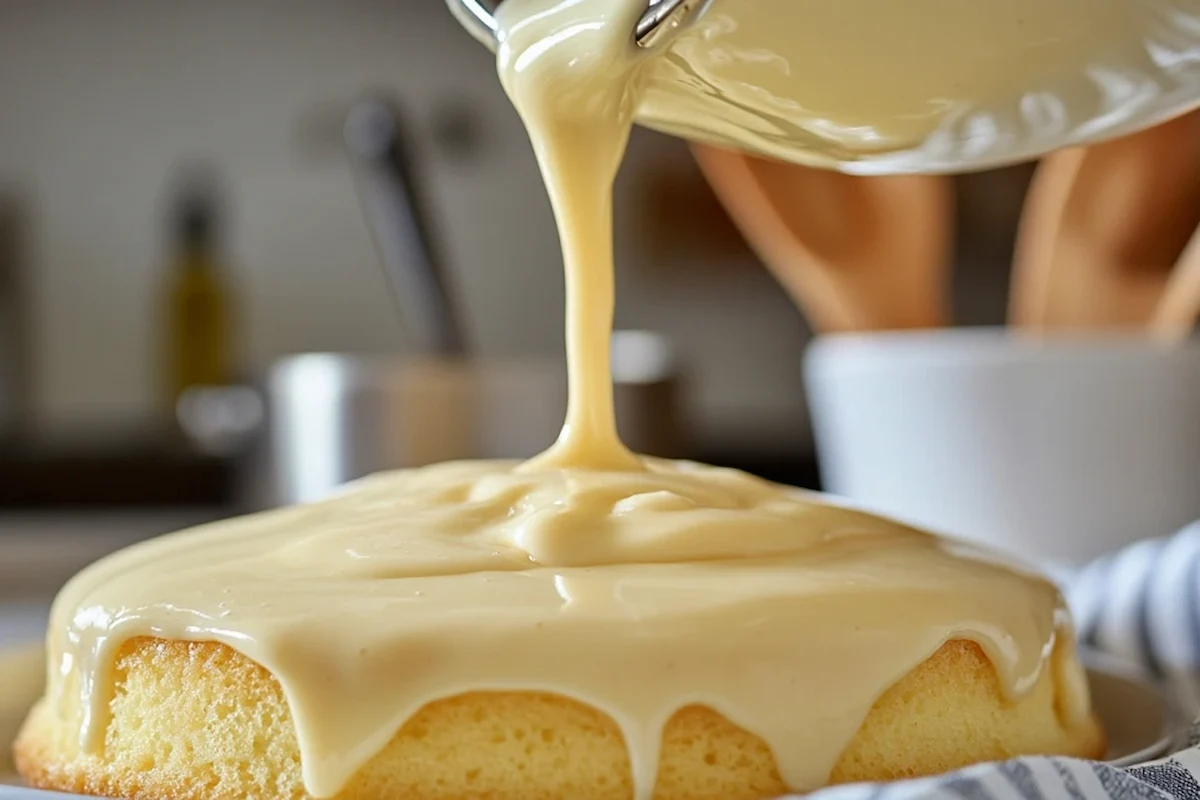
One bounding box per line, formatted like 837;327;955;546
42;1;1091;797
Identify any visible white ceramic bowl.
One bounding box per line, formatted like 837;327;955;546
805;329;1200;563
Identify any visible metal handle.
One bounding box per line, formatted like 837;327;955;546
447;0;501;51
444;0;712;52
344;97;467;358
635;0;712;48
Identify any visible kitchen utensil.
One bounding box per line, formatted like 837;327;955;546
344;96;466;357
804;328;1200;564
448;0;710;51
692;145;952;333
1011;111;1200;330
447;0;1200;176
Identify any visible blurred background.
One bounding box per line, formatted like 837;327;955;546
0;1;1039;638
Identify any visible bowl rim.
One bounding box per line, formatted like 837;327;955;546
1079;647;1181;767
804;327;1200;373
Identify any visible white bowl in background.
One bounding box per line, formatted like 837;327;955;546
804;329;1200;564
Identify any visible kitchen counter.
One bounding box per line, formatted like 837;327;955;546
0;442;234;509
0;600;46;648
0;439;819;511
0;508;230;647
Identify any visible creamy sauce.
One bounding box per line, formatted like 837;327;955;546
49;461;1085;798
39;0;1095;798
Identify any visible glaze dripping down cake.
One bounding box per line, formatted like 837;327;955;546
16;460;1103;800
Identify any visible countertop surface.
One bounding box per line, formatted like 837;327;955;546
0;601;46;648
0;508;229;648
0;438;235;509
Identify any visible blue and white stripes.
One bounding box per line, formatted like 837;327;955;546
1063;521;1200;716
775;519;1200;800
787;747;1200;800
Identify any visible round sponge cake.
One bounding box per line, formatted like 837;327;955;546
16;637;1103;800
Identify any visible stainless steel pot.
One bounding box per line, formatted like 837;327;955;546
218;332;685;510
237;355;563;508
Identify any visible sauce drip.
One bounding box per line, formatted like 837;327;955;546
40;0;1094;797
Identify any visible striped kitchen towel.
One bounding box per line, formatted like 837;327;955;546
787;739;1200;800
780;519;1200;800
1062;520;1200;716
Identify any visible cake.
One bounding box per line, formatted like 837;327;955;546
17;639;1100;800
14;0;1107;795
15;461;1103;800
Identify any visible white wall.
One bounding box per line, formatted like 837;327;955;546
0;0;813;451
